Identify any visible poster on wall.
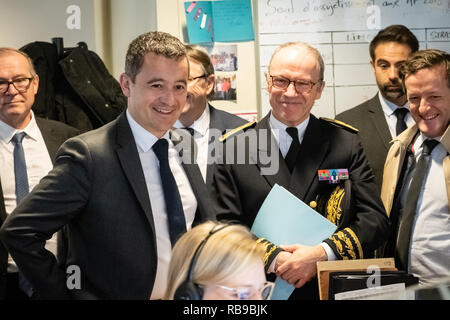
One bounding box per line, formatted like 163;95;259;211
184;0;254;44
202;44;238;101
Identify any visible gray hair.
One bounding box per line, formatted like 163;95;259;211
268;42;324;81
0;47;37;77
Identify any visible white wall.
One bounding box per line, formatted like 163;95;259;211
109;0;157;79
0;0;96;51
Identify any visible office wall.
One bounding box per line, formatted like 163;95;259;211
0;0;97;52
256;0;450;118
156;0;259;119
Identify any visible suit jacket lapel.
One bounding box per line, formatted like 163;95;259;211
0;179;6;224
36;118;61;164
115;113;155;233
289;115;329;200
206;104;222;188
368;95;392;151
255;114;291;189
170;129;211;224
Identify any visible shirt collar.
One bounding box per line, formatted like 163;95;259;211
378;91;408;116
0;111;39;143
126;109;169;153
269;112;310;141
174;102;210;137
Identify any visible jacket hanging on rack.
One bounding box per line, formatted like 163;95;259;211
20;41;127;133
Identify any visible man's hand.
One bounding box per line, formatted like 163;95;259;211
275;244;328;288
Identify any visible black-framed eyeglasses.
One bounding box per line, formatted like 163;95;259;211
0;77;34;95
188;74;207;82
269;74;321;93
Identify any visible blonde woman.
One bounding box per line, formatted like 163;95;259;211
164;221;274;300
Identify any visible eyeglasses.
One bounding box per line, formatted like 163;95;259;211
215;281;274;300
0;77;34;95
188;74;207;82
269;74;321;93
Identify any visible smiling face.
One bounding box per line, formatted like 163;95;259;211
266;45;325;127
371;42;412;106
0;50;38;129
405;64;450;138
180;58;214;126
120;52;188;138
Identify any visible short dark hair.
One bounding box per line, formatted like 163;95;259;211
399;49;450;89
185;44;215;100
369;25;419;61
125;31;187;82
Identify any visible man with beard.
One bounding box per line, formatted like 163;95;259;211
336;25;419;191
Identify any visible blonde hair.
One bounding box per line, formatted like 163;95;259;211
163;221;265;299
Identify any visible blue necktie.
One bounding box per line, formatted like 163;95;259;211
11;132;33;297
153;139;187;246
12;132;29;204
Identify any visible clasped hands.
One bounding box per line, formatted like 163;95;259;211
273;244;328;288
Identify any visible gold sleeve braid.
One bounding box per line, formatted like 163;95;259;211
324;227;363;260
256;238;282;272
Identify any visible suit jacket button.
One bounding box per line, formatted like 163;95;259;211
309;201;317;209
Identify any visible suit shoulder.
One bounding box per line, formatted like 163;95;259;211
220;121;256;142
210;106;247;128
335;96;377;120
320;117;359;134
36;117;80;136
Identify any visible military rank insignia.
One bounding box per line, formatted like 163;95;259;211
318;169;349;184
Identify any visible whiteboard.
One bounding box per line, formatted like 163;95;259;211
256;0;450;118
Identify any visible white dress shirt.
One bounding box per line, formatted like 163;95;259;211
378;92;415;139
0;112;55;272
174;103;210;182
126;110;197;299
400;133;450;285
269;114;337;262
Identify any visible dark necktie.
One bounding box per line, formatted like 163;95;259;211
182;127;195;136
11;132;33;297
12;132;29;204
285;127;301;173
396;139;439;270
153;139;187;246
394;108;408;136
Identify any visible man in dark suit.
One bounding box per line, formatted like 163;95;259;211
336;25;419;191
212;42;390;299
0;47;79;299
174;44;247;189
0;32;213;299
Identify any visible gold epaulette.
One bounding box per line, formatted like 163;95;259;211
219;121;256;142
320;117;359;133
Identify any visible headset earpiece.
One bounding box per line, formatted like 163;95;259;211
173;280;204;300
173;223;230;300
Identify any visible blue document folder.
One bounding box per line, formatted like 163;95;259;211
251;184;337;300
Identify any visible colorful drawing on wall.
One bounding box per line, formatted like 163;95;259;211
184;0;254;44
